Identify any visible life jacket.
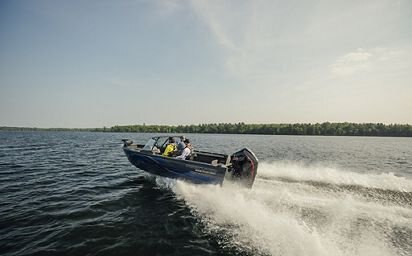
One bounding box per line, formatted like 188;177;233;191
162;143;176;157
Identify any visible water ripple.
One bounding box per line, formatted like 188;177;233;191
1;131;411;256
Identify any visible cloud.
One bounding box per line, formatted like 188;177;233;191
189;1;287;82
330;48;404;76
190;1;239;52
152;0;183;18
330;48;372;75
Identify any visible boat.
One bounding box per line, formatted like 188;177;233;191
122;136;258;188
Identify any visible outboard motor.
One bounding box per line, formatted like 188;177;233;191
122;139;133;147
229;148;258;188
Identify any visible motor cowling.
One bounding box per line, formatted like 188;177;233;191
229;148;258;188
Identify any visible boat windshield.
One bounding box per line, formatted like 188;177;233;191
143;138;156;150
155;137;169;149
142;137;170;151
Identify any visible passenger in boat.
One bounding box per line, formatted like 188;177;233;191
175;139;191;160
162;137;176;157
176;135;186;155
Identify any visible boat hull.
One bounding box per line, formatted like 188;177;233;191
124;147;227;185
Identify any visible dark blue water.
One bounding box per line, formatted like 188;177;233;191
1;132;411;256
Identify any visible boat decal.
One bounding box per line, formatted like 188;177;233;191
193;168;217;176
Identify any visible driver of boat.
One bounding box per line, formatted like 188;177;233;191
162;137;176;157
175;139;191;160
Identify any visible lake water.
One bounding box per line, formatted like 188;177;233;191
0;131;411;256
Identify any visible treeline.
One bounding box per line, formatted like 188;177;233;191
1;123;411;137
0;127;90;132
97;122;412;137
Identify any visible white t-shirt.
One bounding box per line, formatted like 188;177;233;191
175;147;191;160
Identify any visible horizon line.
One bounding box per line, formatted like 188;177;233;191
1;121;411;130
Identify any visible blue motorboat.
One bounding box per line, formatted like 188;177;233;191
122;136;258;188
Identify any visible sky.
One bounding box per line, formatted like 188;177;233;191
1;0;411;128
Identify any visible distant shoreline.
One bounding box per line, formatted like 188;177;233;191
1;122;411;137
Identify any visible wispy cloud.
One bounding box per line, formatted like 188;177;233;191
189;1;288;82
330;48;373;76
150;0;412;124
152;0;183;18
189;1;239;52
330;48;406;76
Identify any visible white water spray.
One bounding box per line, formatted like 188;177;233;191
258;161;412;192
164;162;412;256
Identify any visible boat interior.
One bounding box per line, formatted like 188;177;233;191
123;137;231;166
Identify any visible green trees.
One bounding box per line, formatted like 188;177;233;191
90;122;411;137
1;123;411;137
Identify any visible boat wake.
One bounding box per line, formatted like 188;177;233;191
258;161;412;193
157;161;412;256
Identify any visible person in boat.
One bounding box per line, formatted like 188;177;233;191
162;137;176;157
176;135;186;155
175;139;191;160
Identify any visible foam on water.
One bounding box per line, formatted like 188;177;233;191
164;162;412;256
258;161;412;192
